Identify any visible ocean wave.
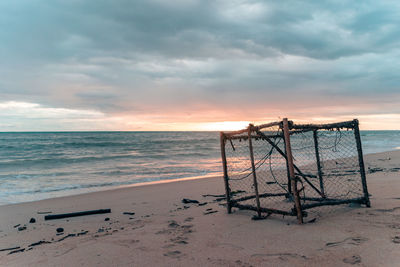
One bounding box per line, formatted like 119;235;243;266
3;171;221;196
0;150;217;168
0;130;399;205
0;171;78;180
0;154;141;168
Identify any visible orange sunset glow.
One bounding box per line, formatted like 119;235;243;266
0;1;399;131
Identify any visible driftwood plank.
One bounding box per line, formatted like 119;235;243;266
44;209;111;220
0;246;20;252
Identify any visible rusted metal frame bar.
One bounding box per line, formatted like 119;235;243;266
231;202;295;216
299;196;346;202
322;172;361;178
290;120;355;130
253;121;282;131
225;133;282;140
313;130;325;198
283;118;303;224
231;192;288;203
248;125;262;217
255;129;324;198
220;132;232;213
353;119;371;207
301;197;365;210
224;120;355;138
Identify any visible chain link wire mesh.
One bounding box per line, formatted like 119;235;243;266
221;119;370;221
224;124;295;215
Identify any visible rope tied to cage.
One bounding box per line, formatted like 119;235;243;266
227;127;283;181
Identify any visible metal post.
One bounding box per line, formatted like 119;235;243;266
313;130;325;198
282;118;303;223
248;125;262;217
220;132;232;213
353;119;371;207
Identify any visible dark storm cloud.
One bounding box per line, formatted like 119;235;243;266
3;0;400;61
0;0;400;129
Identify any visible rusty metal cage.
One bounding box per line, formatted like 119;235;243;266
220;119;370;223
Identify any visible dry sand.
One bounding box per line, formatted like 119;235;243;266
1;150;400;266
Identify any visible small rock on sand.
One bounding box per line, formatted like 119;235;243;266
168;220;179;228
56;227;64;233
182;198;199;204
392;236;400;244
163;250;181;258
29;218;36;223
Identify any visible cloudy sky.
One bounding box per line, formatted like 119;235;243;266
1;0;399;131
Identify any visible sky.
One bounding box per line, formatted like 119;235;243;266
1;0;400;131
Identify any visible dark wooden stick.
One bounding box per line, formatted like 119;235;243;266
220;132;232;213
231;202;295;216
44;209;111;220
313;130;325;197
248;125;262;217
232;192;288;203
0;246;20;252
226;133;282;140
290;120;355;130
253;121;282;131
299;196;349;202
353;119;371;207
283;118;303;224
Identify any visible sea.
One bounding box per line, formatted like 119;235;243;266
1;131;399;205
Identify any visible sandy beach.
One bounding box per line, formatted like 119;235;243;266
1;150;400;266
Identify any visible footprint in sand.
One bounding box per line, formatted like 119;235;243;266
184;217;193;222
343;255;361;265
326;237;368;247
208;258;252;266
129;219;146;230
251;253;308;262
170;236;188;245
157;220;194;251
163;250;182;258
114;239;140;248
387;223;400;229
375;207;400;213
